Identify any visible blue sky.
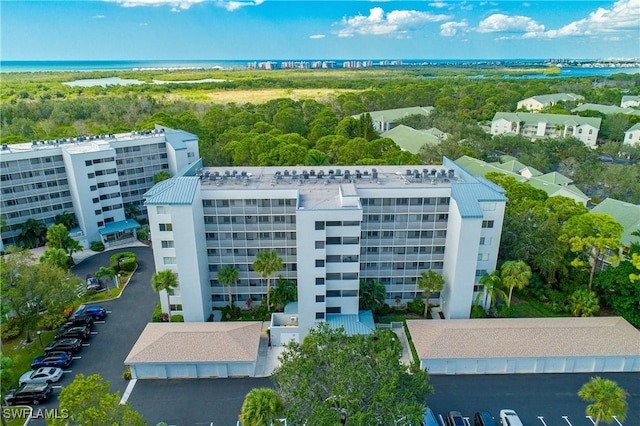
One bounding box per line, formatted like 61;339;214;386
1;0;638;60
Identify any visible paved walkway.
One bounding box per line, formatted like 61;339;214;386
254;321;285;377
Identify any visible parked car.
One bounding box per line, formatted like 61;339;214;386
73;304;107;320
55;325;90;341
499;410;524;426
474;411;498;426
444;411;465;426
86;273;101;291
44;337;82;354
3;383;53;406
422;407;441;426
31;352;73;369
61;314;94;330
19;367;63;385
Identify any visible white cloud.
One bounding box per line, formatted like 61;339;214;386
220;0;264;12
93;14;106;19
429;2;448;8
526;0;640;38
104;0;204;9
477;13;544;33
440;20;468;36
170;7;180;12
309;34;326;39
139;22;148;26
335;7;452;38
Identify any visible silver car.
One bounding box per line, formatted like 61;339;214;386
19;367;63;385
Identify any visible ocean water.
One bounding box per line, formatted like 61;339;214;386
1;59;638;78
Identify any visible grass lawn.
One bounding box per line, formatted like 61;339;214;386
510;297;568;318
377;312;426;324
3;329;57;390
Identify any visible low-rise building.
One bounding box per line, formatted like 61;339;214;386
572;103;640;116
144;158;506;344
490;112;601;147
624;123;640;146
355;106;434;133
380;125;446;154
517;93;584;111
621;95;640;108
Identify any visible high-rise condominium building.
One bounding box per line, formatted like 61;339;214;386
0;126;199;250
145;158;506;343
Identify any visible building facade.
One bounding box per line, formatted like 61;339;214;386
0;126;199;249
624;123;640;146
516;93;584;111
144;158;506;342
491;112;601;147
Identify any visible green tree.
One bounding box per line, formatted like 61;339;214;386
358;279;386;314
568;289;600;317
153;170;171;184
253;250;282;310
125;203;140;221
578;377;627;426
0;352;13;394
218;265;239;308
416;270;445;317
45;223;83;263
559;213;624;291
54;211;78;230
269;278;297;312
239;388;285;426
474;272;507;310
40;247;70;270
50;374;145;426
274;323;431;426
500;260;532;306
17;218;47;248
151;270;178;322
97;266;117;296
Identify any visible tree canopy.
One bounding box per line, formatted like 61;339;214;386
274;323;432;426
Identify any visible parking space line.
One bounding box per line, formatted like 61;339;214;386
537;416;548;425
94;320;105;324
120;379;137;404
52;385;63;389
463;417;471;426
82;343;90;347
586;416;596;425
438;414;445;425
562;416;573;426
90;332;99;335
612;416;623;426
72;356;81;359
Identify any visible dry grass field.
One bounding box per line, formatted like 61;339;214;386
203;88;358;104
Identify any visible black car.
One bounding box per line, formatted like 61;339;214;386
4;383;53;406
31;352;73;369
44;337;82;354
61;314;93;330
445;411;465;426
474;411;498;426
55;325;90;341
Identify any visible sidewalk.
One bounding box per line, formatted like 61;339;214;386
254;321;284;377
29;239;148;265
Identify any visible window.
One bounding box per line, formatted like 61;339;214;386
315;259;325;267
163;257;177;264
326;307;341;314
315;241;325;249
156;206;169;214
159;223;173;231
475;269;488;277
316;278;325;285
161;240;175;248
316;295;325;302
315;221;325;230
477;253;489;261
316;312;325;320
482;220;495;228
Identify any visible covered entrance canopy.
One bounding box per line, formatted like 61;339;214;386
99;219;141;244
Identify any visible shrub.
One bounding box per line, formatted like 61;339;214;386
470;304;487;318
123;367;132;380
90;241;105;252
110;251;137;271
377;304;391;316
497;304;514;318
120;257;137;272
37;313;66;330
0;318;22;340
407;298;425;315
221;305;242;320
137;226;150;242
170;314;184;322
151;302;163;322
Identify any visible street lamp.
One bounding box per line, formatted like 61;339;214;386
37;330;43;348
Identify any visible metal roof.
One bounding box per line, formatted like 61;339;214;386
591;198;640;247
492;112;601;128
326;311;375;336
98;219;141;236
144;176;200;205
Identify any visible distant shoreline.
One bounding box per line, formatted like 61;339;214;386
1;58;639;75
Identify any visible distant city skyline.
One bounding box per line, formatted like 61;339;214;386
1;0;639;61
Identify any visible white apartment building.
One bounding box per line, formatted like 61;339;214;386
621;95;640;108
516;93;584;111
144;158;506;343
624;123;640;146
491;112;601;147
0;126;199;250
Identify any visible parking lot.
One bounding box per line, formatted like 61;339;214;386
13;244;640;426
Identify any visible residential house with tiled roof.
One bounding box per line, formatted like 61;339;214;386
517;93;584;111
490;112;601;147
380;124;445;154
624;123;640;146
591;198;640;250
355;106;434;132
455;155;590;206
621;95;640;108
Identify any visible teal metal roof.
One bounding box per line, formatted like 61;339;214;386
99;219;141;236
526;93;583;104
492;112;601;128
591;198;640;247
326;311;375;336
381;125;440;154
572;103;640;116
144;176;200;205
451;183;507;218
155;125;198;151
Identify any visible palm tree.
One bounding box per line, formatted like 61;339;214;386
124;203;140;221
416;270;445;317
151;270;178;322
358;279;386;313
40;248;69;270
253;250;282;310
18;219;47;248
239;388;284;426
96;266;116;296
55;211;78;230
218;265;239;308
474;272;507;310
500;260;532;306
578;377;628;426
